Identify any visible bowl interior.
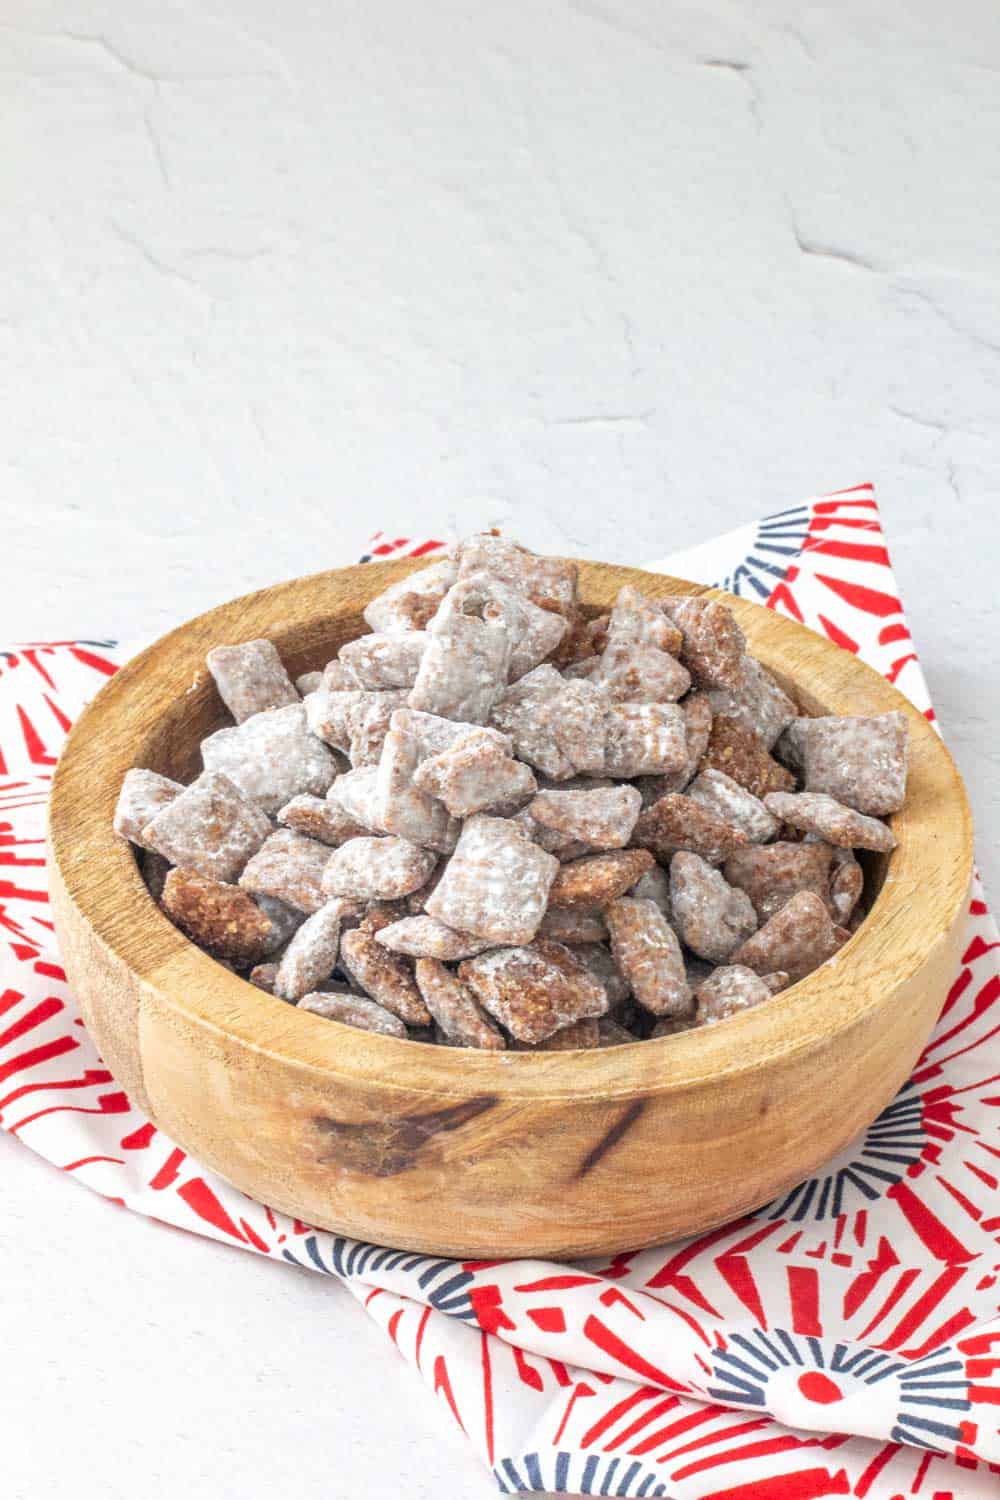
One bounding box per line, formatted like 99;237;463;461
49;557;973;1105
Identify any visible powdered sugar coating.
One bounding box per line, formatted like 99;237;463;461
413;732;537;817
778;712;909;816
277;793;370;846
763;791;896;852
670;851;758;964
338;926;430;1025
633;792;750;866
671;597;746;689
605;897;691;1018
375;914;496;960
362;558;458;633
375;723;460;852
528;784;642;850
731;890;848;982
201;703;337;813
453;533;578;615
338;631;428;690
724;841;835;922
695;964;774;1024
114;768;182;843
688;768;780;844
413;960;505;1050
322;836;437;901
548;849;654;911
238;828;333;913
459;939;608;1043
298;990;408;1038
593;641;690;704
327;766;385;832
425;814;558;944
273;900;344;1001
142;770;272;883
604;702;687;778
605;585;682;655
708;655;798;749
206;639;299;724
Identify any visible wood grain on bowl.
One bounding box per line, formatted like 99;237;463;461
47;560;974;1258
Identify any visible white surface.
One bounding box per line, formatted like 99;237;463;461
2;2;998;1497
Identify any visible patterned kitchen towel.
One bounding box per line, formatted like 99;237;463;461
2;484;998;1500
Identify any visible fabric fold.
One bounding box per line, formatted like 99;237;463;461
2;485;998;1498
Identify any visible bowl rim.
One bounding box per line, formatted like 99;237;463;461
47;557;975;1104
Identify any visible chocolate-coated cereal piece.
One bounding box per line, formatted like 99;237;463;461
409;579;512;723
338;631;428;690
492;668;609;780
322;836;437;901
538;907;609;944
142;770;272;883
574;942;631;1008
605;585;682;655
358;899;411;935
700;714;796;799
731;890;847;982
277;793;370;847
248;961;280;993
114;769;182;844
511;809;590;863
829;848;864;924
763;971;791;993
597;1017;639;1046
695;964;773;1024
238;828;333;914
687;768;780;844
628;863;674;924
327;766;384;832
363;558;458;633
254;893;306;951
724;841;834;922
413;960;505;1050
321;661;359;691
764;791;896;853
459;939;608;1043
633;792;749;866
273;900;345;1001
295;671;323;696
514;1017;601;1050
605;897;691;1017
298;989;409;1037
604;702;687;778
425;814;558;944
202;703;337;813
161;867;275;964
780;711;908;816
594;641;690;704
671;598;746;689
548;849;655;911
528;785;642;850
650;1014;697;1039
669;851;758;963
375;914;496;960
413;732;537;817
453;533;578;615
339;927;431;1025
708;656;797;749
206;639;299;724
375;722;460;852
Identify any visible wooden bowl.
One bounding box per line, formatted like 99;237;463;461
47;560;974;1259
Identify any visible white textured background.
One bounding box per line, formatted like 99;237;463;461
2;2;998;1497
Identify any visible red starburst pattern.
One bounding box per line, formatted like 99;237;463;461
2;489;998;1498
